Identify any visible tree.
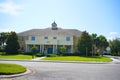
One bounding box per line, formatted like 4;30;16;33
30;46;38;58
91;33;97;39
58;46;66;55
91;33;97;56
97;35;109;55
109;39;120;56
91;34;109;55
0;32;10;51
0;32;9;47
6;32;20;54
77;31;93;56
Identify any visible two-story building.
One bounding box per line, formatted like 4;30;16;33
18;22;81;54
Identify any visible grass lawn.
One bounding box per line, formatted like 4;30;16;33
0;63;26;75
42;56;112;62
0;52;34;60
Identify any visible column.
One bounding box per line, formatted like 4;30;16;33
42;44;44;53
39;45;41;53
41;44;42;53
25;44;28;52
71;45;74;53
56;44;57;53
53;45;54;53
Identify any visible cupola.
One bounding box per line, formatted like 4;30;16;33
51;21;58;30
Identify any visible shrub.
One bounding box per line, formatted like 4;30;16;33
35;53;43;57
46;54;58;57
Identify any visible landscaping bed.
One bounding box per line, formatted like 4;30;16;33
0;63;26;75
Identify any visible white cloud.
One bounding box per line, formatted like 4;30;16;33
0;28;15;32
107;36;115;40
0;1;23;16
110;32;118;35
108;32;120;40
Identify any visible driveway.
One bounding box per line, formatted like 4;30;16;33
0;60;120;80
105;55;120;63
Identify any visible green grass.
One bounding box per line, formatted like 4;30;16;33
0;52;34;60
42;56;112;62
0;63;26;75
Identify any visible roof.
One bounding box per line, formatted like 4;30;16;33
18;27;81;37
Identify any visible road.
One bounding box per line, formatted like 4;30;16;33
0;60;120;80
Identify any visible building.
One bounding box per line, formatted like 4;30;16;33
18;22;81;54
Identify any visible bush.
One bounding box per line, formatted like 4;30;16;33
35;53;43;57
46;54;58;57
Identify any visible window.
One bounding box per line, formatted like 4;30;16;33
31;36;35;41
53;37;57;39
66;37;70;41
44;36;48;39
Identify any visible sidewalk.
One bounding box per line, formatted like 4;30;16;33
111;58;120;62
32;57;46;60
106;55;120;63
1;56;120;64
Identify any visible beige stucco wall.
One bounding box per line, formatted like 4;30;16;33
26;35;73;45
18;36;28;51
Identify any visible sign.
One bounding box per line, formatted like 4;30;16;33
106;47;110;51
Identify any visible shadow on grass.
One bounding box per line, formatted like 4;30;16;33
0;52;31;56
0;52;18;56
80;56;104;59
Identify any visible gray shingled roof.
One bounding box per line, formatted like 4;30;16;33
18;27;81;37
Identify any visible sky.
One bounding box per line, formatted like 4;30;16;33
0;0;120;40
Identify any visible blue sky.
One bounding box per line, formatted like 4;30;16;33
0;0;120;40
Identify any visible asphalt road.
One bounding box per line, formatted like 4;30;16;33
0;60;120;80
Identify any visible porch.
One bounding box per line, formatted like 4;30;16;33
25;44;74;55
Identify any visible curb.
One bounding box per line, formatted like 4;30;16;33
0;68;31;78
39;60;110;64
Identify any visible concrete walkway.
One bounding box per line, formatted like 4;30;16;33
32;57;46;60
111;58;120;62
106;55;120;63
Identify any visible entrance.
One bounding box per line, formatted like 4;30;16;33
47;48;53;54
